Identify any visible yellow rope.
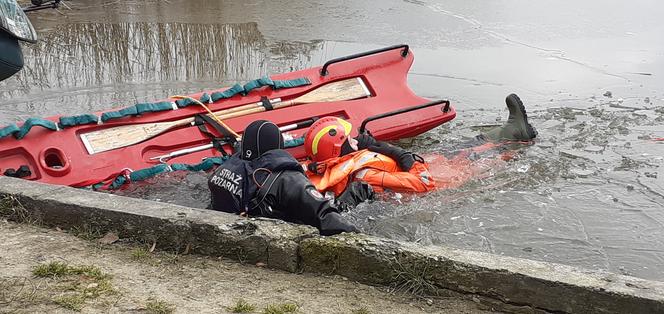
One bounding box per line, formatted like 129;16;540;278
171;95;240;139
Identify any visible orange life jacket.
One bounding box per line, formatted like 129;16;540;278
303;149;436;196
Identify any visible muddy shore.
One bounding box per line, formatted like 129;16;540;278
1;220;491;313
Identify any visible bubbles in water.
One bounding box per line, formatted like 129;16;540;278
517;164;530;173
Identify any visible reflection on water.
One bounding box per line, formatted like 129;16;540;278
6;22;267;94
22;22;267;87
0;22;323;123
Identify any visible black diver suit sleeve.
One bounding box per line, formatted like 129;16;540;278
355;134;416;171
255;170;360;236
335;181;374;211
367;141;416;171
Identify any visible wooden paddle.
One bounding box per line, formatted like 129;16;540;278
148;117;319;162
80;77;370;154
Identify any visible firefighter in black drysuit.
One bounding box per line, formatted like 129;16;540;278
208;120;372;235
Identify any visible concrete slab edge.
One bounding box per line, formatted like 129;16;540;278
1;176;662;313
0;176;317;272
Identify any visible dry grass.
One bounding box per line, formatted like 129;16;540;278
263;302;298;314
54;293;87;311
228;299;256;313
0;195;37;224
130;247;152;261
145;298;175;314
69;225;104;241
0;278;43;308
31;261;117;311
32;262;109;281
390;257;438;297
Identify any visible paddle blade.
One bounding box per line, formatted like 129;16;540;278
80;121;180;154
295;77;371;103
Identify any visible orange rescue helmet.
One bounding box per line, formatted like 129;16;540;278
305;117;353;162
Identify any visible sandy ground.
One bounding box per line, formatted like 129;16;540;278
0;220;495;314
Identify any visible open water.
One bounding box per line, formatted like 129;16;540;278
1;0;663;281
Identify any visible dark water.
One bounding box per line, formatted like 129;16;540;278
1;0;663;281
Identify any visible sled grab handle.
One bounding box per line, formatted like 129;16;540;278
320;44;409;76
359;99;450;134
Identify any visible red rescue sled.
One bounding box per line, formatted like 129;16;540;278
0;45;456;187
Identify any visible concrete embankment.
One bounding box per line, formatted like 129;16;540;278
1;176;663;313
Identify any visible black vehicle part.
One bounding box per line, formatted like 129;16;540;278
0;30;23;81
320;44;409;76
359;99;451;134
23;0;61;12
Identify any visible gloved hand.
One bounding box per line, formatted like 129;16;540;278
355;133;377;150
396;152;416;171
335;181;375;211
307;161;327;175
367;141;417;171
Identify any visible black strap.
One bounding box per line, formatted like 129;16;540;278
194;114;237;155
212;140;226;154
194;114;237;141
248;170;282;215
260;96;273;110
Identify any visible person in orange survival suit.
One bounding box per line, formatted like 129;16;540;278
303;93;538;197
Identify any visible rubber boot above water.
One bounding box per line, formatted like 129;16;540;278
482;93;538;142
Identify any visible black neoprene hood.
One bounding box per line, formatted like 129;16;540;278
240;120;284;160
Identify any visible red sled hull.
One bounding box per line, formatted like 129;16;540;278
0;45;456;187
